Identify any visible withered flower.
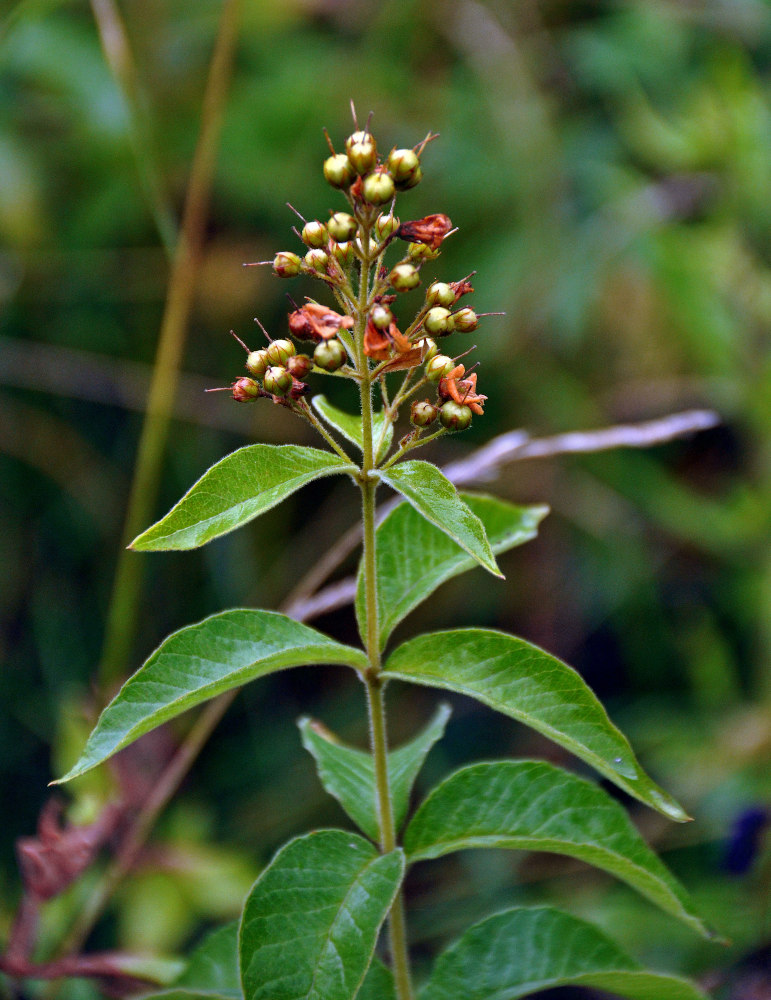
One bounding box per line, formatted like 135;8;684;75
397;214;452;250
449;278;474;300
438;364;487;415
364;317;413;360
288;302;354;342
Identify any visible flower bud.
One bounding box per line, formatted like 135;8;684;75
313;338;347;372
375;212;400;241
301;220;328;248
362;170;395;205
287;353;313;379
371;304;393;330
424;306;454;336
418;336;439;361
387;148;420;183
439;400;473;431
231;377;260;402
348;141;377;176
327;212;357;242
426;281;456;308
408;242;440;260
411;400;439;427
389;263;420;292
264;366;293;397
246;349;269;378
332;241;356;266
396;165;422;190
266;338;296;365
305;248;329;272
272;251;302;277
425;354;454;382
324;153;354;189
453;307;478;332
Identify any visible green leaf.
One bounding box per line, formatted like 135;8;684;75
131;444;356;550
312;395;393;463
404;761;713;938
239;830;404;1000
384;630;689;822
298;704;451;841
140;923;241;1000
55;610;368;783
356;957;396;1000
420;907;709;1000
355;495;548;650
377;462;502;578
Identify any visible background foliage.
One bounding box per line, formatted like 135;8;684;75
1;0;770;996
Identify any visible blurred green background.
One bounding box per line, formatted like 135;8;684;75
1;0;770;996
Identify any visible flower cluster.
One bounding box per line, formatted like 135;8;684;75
212;112;499;449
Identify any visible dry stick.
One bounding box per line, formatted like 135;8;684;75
98;0;242;691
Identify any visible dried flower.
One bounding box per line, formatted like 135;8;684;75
438;364;487;415
288;303;353;342
397;214;452;250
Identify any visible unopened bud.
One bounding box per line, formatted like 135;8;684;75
375;212;400;241
396;165;422;190
246;349;269;378
418;337;439;361
426;282;456;308
266;339;296;365
324;153;355;189
453;307;478;332
287;353;313;379
264;366;293;397
371;304;393;330
389;263;420;292
408;242;440;260
388;148;420;183
302;221;328;248
332;241;356;266
231;377;260;402
348;140;377;176
424;307;454;336
314;339;347;372
305;248;329;272
273;251;302;277
426;354;454;382
327;212;357;242
439;400;473;431
362;170;395;206
411;400;439;427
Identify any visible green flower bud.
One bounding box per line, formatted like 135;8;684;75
371;304;392;330
324;153;354;189
231;377;260;402
453;307;478;332
439;400;473;431
266;338;296;365
389;262;420;292
425;354;454;382
348;138;378;175
327;212;357;242
287;353;313;379
313;338;347;372
375;212;400;241
408;241;440;260
411;400;439;427
264;366;293;397
426;281;456;308
362;170;395;205
305;248;329;272
387;148;420;183
395;164;422;190
246;349;269;378
418;336;439;361
332;241;356;266
272;251;302;277
424;306;454;336
301;220;328;248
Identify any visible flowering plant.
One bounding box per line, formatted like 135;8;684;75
54;112;716;1000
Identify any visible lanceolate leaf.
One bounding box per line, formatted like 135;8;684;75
140;922;241;1000
239;830;404;1000
298;704;451;841
131;444;356;550
377;462;502;577
420;907;709;1000
384;629;689;822
312;395;393;463
355;495;549;650
404;761;712;938
55;610;367;783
